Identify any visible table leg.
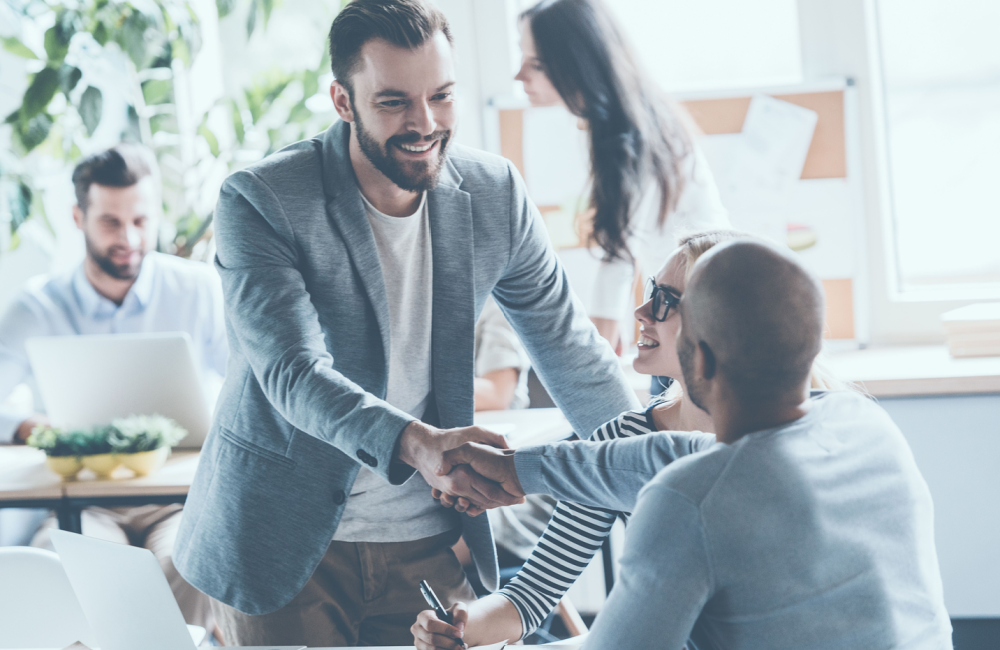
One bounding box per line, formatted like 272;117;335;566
57;503;82;533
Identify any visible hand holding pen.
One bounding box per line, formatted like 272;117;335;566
413;580;468;650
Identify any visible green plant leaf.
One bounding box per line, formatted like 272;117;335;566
2;36;38;59
43;11;78;63
246;0;258;36
303;70;319;99
198;116;220;156
58;64;82;94
92;20;109;46
22;66;61;119
10;182;32;235
231;100;244;144
288;100;311;123
142;78;173;105
170;36;191;66
215;0;235;18
80;85;103;136
124;104;142;142
16;112;54;152
119;10;153;67
261;0;274;26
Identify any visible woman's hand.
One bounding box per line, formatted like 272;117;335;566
412;595;524;650
412;602;469;650
432;487;485;517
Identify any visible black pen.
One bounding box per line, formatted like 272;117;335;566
419;579;466;648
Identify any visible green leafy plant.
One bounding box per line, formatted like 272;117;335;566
26;414;186;456
27;426;113;456
107;414;187;453
1;0;202;245
3;0;341;254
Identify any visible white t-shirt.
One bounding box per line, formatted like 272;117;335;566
333;192;459;542
589;146;730;319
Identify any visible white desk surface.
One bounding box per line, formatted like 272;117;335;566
0;446;63;501
474;407;574;447
826;344;1000;397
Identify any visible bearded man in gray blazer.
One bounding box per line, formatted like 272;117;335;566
173;0;639;646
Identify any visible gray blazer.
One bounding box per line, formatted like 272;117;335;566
173;121;640;615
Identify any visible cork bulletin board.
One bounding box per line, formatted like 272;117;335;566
489;81;867;344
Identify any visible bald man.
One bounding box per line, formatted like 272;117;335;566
430;240;951;649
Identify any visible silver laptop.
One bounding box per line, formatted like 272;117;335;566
25;333;212;448
50;530;304;650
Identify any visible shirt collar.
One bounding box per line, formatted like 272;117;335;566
72;253;157;316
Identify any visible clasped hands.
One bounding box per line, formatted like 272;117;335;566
398;420;525;515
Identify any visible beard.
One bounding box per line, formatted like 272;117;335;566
353;104;451;192
85;236;144;281
678;332;711;413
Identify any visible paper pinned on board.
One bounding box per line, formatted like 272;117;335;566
522;106;590;207
703;95;819;245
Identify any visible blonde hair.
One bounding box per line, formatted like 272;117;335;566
655;229;859;400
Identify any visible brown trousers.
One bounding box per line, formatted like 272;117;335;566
213;528;475;647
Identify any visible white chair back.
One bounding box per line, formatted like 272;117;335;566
0;546;97;648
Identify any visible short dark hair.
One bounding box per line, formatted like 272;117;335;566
328;0;452;95
72;144;158;214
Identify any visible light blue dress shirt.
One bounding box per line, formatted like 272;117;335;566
0;252;228;443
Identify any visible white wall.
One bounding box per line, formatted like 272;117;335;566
879;394;1000;617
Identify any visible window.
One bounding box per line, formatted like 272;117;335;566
514;0;802;92
603;0;802;92
876;0;1000;295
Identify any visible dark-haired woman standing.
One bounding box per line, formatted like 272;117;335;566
516;0;729;386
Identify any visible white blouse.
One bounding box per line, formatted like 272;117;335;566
588;146;730;319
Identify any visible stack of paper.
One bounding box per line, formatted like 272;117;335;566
941;303;1000;358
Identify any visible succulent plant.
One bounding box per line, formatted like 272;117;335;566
108;414;188;453
27;415;186;456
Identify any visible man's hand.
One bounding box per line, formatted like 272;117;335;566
397;422;524;511
433;442;525;514
15;414;48;445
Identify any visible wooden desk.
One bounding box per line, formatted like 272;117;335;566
0;409;572;534
0;447;64;507
0;450;199;533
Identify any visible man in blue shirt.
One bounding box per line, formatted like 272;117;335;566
0;144;227;630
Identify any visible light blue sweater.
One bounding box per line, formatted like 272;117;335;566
514;392;952;649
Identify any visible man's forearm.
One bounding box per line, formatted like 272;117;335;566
513;432;715;511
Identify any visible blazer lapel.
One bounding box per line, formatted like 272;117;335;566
317;122;392;383
427;157;475;428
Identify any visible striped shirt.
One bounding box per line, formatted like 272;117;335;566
498;403;660;636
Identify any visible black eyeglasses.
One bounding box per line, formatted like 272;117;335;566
643;277;680;322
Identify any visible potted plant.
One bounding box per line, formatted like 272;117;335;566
75;425;121;476
108;415;187;476
28;415;187;479
25;426;87;478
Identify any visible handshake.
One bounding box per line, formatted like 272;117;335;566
398;420;526;516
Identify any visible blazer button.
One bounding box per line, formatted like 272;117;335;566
356;450;367;461
333;490;346;505
366;457;378;468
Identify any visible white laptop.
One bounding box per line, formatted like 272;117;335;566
49;529;304;650
25;333;213;448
